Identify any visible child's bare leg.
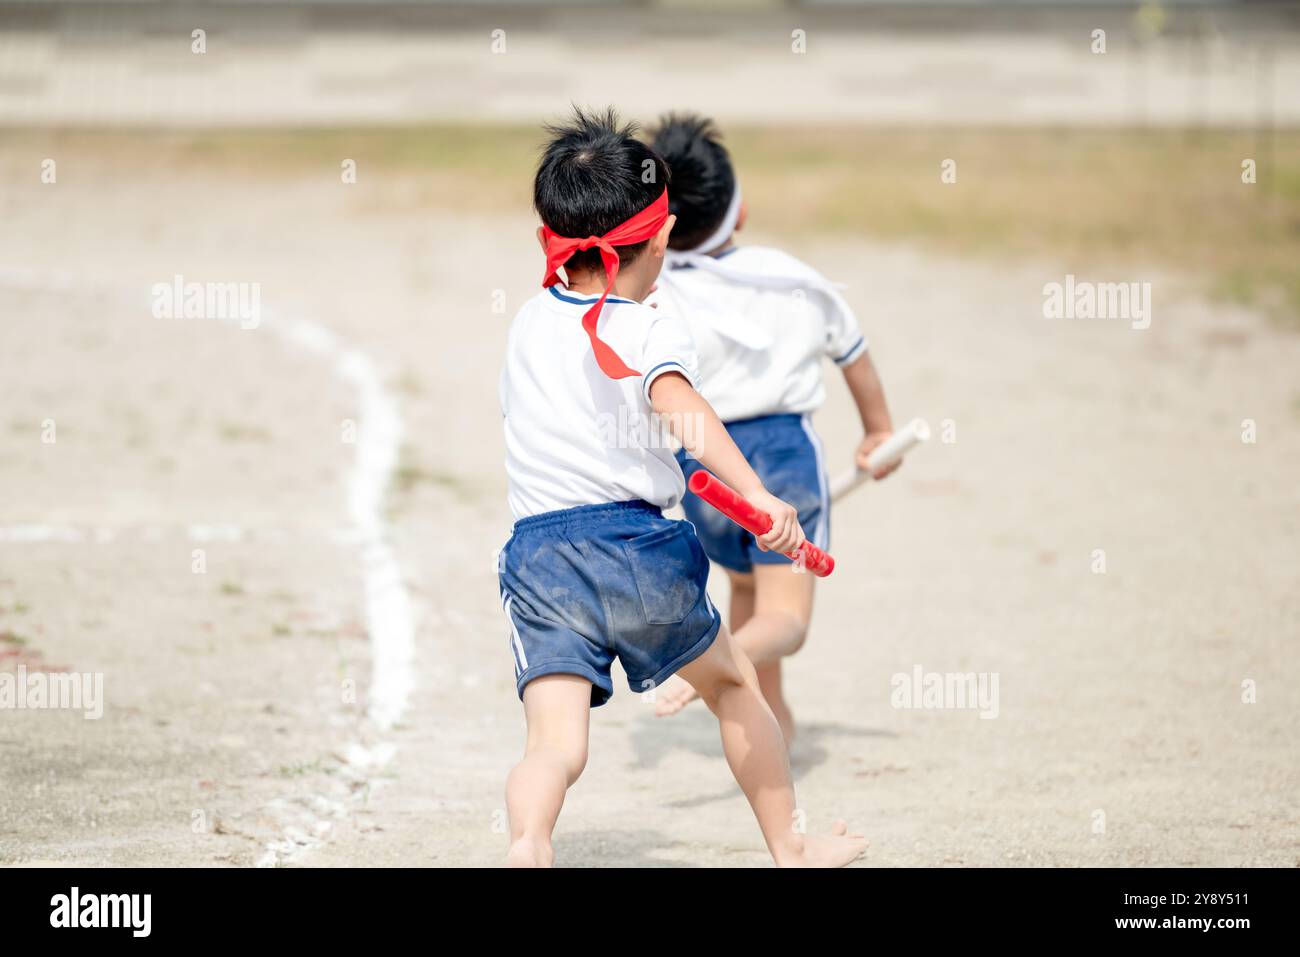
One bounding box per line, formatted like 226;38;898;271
658;569;751;716
505;674;591;867
740;563;814;665
728;568;756;631
658;566;812;721
757;660;795;746
677;625;866;867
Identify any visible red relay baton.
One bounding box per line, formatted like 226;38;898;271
687;471;835;577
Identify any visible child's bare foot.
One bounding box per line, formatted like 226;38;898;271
654;675;699;717
506;837;554;868
777;820;868;868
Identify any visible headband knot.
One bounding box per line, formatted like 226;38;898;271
540;189;670;379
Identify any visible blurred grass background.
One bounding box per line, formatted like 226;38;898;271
11;125;1299;321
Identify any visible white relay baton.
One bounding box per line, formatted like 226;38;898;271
829;417;930;501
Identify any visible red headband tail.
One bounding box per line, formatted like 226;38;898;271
540;189;669;379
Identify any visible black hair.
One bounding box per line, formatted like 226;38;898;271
534;106;670;275
649;112;737;252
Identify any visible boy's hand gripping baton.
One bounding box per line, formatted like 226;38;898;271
830;417;930;501
686;471;835;577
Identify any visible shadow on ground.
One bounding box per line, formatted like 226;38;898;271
627;710;898;808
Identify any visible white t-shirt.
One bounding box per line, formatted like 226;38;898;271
500;286;700;520
650;246;867;422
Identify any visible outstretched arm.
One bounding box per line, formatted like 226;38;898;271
841;352;899;479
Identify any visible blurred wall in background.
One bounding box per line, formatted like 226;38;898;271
1;1;1297;127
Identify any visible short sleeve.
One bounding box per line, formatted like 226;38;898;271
640;312;700;404
822;286;868;367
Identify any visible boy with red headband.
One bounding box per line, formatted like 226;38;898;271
648;114;899;744
497;107;866;867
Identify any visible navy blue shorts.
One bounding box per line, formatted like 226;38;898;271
676;413;830;574
497;501;723;708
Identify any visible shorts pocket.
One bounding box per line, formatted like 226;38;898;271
622;523;704;625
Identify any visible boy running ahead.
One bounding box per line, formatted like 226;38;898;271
648;113;898;743
497;107;866;867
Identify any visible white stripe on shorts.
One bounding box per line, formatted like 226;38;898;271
799;414;831;550
504;596;529;675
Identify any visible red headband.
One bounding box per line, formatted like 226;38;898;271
541;188;670;379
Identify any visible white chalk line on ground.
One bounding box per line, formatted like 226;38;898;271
0;267;416;866
272;310;415;734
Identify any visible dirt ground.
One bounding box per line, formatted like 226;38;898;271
0;145;1297;867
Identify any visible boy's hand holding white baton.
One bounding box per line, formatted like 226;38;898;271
830;417;930;501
